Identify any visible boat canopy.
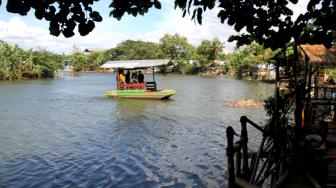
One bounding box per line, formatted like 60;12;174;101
100;59;171;69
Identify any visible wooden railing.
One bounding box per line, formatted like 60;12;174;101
117;83;145;90
307;86;336;124
310;86;336;100
146;82;157;91
116;82;157;91
226;116;279;188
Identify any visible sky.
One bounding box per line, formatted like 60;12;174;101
0;0;309;54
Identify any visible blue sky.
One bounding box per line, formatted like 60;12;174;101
0;0;309;54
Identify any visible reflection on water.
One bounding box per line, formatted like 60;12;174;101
115;100;152;119
0;73;273;187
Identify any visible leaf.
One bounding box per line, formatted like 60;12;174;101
49;21;60;37
207;0;216;9
90;11;102;22
307;0;317;12
197;7;202;24
191;9;196;20
217;10;226;23
130;8;137;16
49;6;56;14
176;0;187;9
6;0;21;13
228;35;237;42
35;9;45;20
154;0;161;9
45;12;54;21
288;0;298;4
187;0;192;14
62;28;75;38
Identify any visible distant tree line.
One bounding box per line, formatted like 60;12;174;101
0;34;279;80
67;34;278;77
0;41;63;80
67;34;227;74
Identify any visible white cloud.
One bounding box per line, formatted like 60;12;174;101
145;7;238;52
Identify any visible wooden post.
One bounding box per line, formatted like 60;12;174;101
294;43;304;143
236;148;241;177
152;67;155;82
275;62;280;134
250;136;266;183
240;116;249;179
295;82;304;142
117;68;120;89
152;67;157;90
227;126;236;188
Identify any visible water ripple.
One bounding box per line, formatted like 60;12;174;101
0;73;273;187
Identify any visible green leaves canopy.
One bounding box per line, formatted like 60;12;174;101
227;42;278;75
160;34;195;60
110;40;164;60
3;0;335;50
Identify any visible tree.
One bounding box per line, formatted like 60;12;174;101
159;34;194;60
69;48;88;71
110;40;164;60
0;41;63;80
159;34;197;74
226;42;278;77
196;38;224;70
86;51;111;71
3;0;334;50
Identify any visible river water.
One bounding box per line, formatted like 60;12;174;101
0;72;273;188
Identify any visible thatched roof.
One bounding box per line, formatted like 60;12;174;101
300;44;336;65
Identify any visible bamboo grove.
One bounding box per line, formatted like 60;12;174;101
0;41;63;80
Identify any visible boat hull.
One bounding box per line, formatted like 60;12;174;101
104;89;176;100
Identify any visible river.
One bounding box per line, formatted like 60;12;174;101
0;72;273;188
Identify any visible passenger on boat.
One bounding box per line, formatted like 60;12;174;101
117;70;126;90
125;70;130;83
131;71;138;83
138;71;144;83
118;69;125;83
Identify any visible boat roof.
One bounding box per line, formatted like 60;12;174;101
100;59;171;69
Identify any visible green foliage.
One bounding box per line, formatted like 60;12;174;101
68;49;88;71
32;49;63;77
0;41;63;80
226;42;278;77
173;60;196;74
66;40;165;71
110;40;164;60
159;34;195;60
196;37;224;69
327;69;336;81
264;94;293;130
86;51;111;70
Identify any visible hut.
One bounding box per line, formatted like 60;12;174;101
300;44;336;85
224;44;336;188
300;44;336;65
